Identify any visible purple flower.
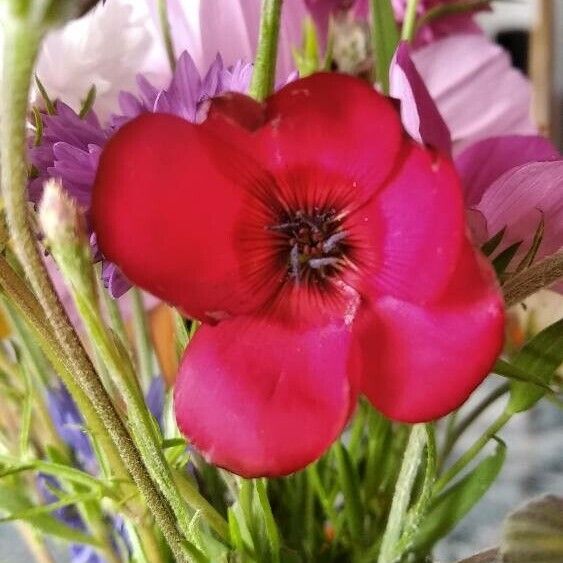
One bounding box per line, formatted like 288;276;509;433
29;52;252;298
46;384;98;475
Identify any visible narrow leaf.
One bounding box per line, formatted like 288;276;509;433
515;216;544;273
481;227;506;257
493;241;522;278
494;359;554;392
34;75;56;115
411;439;506;553
79;85;97;118
370;0;400;93
507;319;563;414
335;442;364;543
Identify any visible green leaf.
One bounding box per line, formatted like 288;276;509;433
507;319;563;414
292;17;320;77
494;359;554;392
481;227;506;257
501;495;563;562
34;75;56;115
370;0;400;94
255;480;280;563
493;241;522;277
515;216;544;273
334;442;364;543
0;484;101;547
79;85;97;118
411;439;506;554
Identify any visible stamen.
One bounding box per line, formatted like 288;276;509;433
308;257;341;269
290;244;300;280
322;231;347;252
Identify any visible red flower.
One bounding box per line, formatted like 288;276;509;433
92;73;504;477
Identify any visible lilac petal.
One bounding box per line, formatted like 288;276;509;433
457;135;560;207
145;376;166;427
411;34;536;153
102;262;132;298
390;41;452;153
146;0;304;82
476;160;563;263
46;384;98;475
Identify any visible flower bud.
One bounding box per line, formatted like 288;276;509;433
39;178;85;245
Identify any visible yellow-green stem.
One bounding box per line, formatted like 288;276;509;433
249;0;283;100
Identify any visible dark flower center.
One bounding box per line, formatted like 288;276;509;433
270;208;348;283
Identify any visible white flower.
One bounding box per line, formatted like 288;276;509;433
33;0;166;119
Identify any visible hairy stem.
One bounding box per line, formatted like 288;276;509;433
0;19;189;562
378;425;426;563
503;251;563;307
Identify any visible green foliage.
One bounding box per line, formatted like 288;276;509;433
507;319;563;414
410;439;506;555
370;0;400;93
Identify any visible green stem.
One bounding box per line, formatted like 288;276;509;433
378;425;426;563
440;383;510;467
0;19;190;563
434;410;511;493
131;288;154;390
249;0;283;100
157;0;176;71
61;261;228;547
401;0;419;41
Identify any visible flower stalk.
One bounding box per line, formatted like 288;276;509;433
378;424;426;563
401;0;420;41
249;0;283;100
0;16;192;563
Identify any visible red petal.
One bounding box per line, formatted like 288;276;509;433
357;239;504;422
174;315;359;477
259;73;404;202
352;142;465;304
92;113;269;322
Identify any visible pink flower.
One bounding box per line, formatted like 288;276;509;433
456;136;562;272
145;0;307;83
92;73;504;477
392;35;536;153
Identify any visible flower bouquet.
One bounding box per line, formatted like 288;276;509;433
0;0;561;561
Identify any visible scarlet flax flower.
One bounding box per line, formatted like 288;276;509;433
93;73;504;477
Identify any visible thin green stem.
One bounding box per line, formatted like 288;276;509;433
378;425;426;563
0;19;190;562
440;383;510;467
131;288;154;390
434;410;512;493
249;0;283;100
56;249;228;547
401;0;419;41
157;0;176;71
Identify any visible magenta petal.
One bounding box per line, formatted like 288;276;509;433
357;239;504;422
475;160;563;261
359;143;465;304
412;34;536;152
390;42;452;153
456;135;560;207
174;316;358;477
